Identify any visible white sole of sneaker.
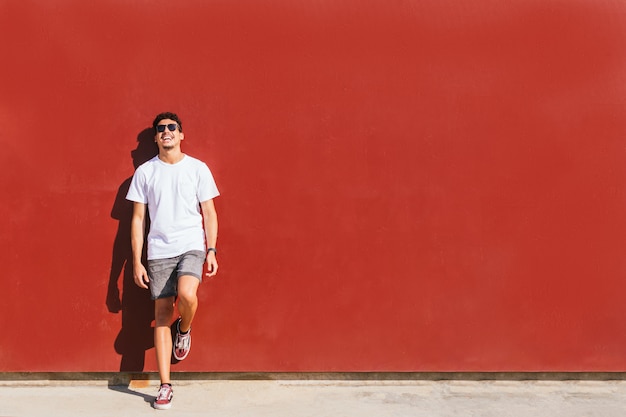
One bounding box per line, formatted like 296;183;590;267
153;402;172;410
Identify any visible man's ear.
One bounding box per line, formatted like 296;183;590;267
180;132;185;141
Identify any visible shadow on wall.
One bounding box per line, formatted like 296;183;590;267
106;128;158;371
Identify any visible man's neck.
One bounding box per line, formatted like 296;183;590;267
158;148;185;164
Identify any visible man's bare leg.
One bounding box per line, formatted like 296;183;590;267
154;297;175;384
177;275;200;332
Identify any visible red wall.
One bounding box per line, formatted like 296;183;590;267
3;0;626;372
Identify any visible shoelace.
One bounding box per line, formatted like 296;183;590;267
157;385;172;400
176;333;190;350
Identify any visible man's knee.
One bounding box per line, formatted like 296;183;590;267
154;298;175;324
177;289;198;307
177;276;200;305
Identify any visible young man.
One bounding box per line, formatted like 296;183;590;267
126;112;219;410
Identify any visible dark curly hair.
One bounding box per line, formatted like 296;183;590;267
152;112;183;133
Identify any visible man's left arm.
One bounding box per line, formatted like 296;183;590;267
200;199;218;277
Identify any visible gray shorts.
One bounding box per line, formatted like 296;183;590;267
147;250;205;300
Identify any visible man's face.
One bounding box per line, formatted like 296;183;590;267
154;119;184;150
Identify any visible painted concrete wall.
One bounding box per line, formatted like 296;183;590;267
3;0;626;372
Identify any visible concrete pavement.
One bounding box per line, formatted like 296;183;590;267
2;374;626;416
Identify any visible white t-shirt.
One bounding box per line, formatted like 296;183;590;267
126;154;220;260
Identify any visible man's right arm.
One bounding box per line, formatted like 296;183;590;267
130;202;150;289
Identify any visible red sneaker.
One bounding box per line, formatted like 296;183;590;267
173;318;192;361
153;383;173;410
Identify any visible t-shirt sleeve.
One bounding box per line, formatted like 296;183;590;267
126;169;147;203
198;163;220;202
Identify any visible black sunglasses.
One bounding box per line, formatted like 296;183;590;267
156;123;178;132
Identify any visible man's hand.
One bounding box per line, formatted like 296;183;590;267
133;262;150;289
206;251;218;277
